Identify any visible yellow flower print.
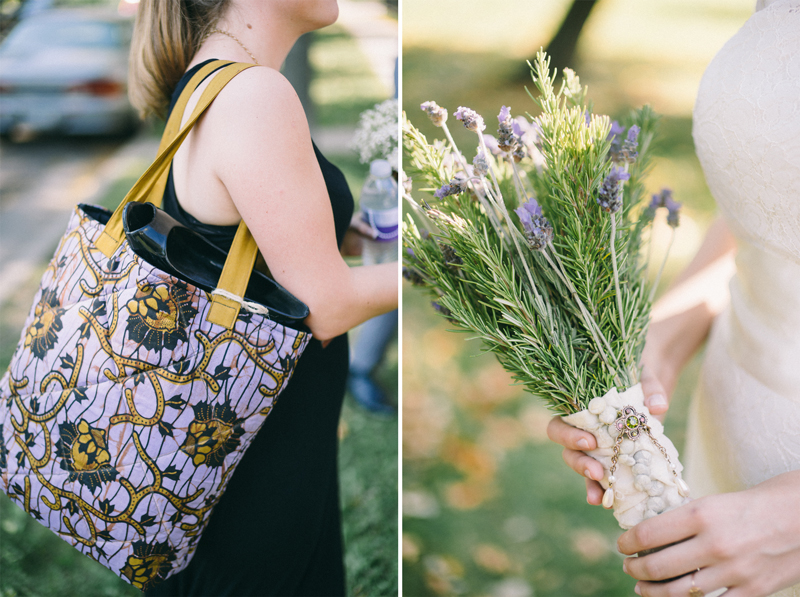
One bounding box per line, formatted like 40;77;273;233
56;419;118;493
125;281;198;352
180;401;244;468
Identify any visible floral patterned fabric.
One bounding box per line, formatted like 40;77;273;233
0;205;310;590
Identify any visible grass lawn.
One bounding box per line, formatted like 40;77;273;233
402;0;750;595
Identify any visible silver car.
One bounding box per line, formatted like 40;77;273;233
0;9;138;138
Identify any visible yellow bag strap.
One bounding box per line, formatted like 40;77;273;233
206;220;260;328
96;61;261;330
149;60;233;206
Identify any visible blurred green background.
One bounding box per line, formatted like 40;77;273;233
402;1;752;596
0;4;398;595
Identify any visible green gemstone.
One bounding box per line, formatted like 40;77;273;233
626;415;638;429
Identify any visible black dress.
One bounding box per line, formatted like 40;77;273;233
146;60;353;597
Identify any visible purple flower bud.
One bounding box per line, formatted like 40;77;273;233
454;106;486;132
664;194;682;228
620;124;640;163
515;198;553;251
496;106;520;153
434;178;468;199
421;101;448;127
441;243;463;267
596;166;630;213
607;120;625;140
472;151;489;177
403;267;425;286
608;123;641;164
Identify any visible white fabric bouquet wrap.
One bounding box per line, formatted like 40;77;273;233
563;385;690;529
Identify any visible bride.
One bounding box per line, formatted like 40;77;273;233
547;1;800;595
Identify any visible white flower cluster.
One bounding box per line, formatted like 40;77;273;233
351;98;399;166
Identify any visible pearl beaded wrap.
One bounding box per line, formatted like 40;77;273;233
562;384;691;529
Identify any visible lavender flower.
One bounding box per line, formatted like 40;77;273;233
403;266;425;286
472;151;489;177
454;106;486;132
441;244;463;267
621;125;640;163
496;105;519;153
608;123;640;164
512;145;527;163
643;194;661;220
607;120;625;140
596;166;631;213
643;188;681;227
664;194;682;228
421;101;448;127
434;178;468;199
515;198;553;251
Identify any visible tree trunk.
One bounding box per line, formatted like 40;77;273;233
518;0;599;81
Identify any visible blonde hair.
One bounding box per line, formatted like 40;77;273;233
128;0;229;119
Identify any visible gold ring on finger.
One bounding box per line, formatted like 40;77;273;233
688;569;704;597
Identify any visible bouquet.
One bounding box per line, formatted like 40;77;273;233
402;51;689;530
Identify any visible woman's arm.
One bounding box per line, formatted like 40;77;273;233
642;216;737;396
546;215;737;503
187;67;398;342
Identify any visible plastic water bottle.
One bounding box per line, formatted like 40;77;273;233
360;159;398;265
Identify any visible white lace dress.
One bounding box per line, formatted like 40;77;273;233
687;0;800;595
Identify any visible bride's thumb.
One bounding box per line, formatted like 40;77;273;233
641;366;669;421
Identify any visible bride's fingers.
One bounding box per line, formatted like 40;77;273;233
622;537;709;582
585;478;604;506
640;366;669;421
546;416;597;451
635;565;730;597
561;447;605;483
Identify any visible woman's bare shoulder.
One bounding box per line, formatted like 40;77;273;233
209;65;308;127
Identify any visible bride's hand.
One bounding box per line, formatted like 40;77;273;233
618;470;800;597
545;366;671;506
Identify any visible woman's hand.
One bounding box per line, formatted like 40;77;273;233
340;213;377;257
618;470;800;597
545;365;671;506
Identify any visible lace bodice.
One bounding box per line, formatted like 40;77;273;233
693;0;800;264
692;0;800;397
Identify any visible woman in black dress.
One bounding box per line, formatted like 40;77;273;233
127;1;398;595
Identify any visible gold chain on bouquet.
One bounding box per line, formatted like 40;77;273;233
602;406;690;509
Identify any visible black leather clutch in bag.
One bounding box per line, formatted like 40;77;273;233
121;201;310;328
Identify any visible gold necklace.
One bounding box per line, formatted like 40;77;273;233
205;28;259;65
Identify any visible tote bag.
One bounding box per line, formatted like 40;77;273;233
0;61;312;590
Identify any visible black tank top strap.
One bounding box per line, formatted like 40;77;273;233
161;59;354;253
